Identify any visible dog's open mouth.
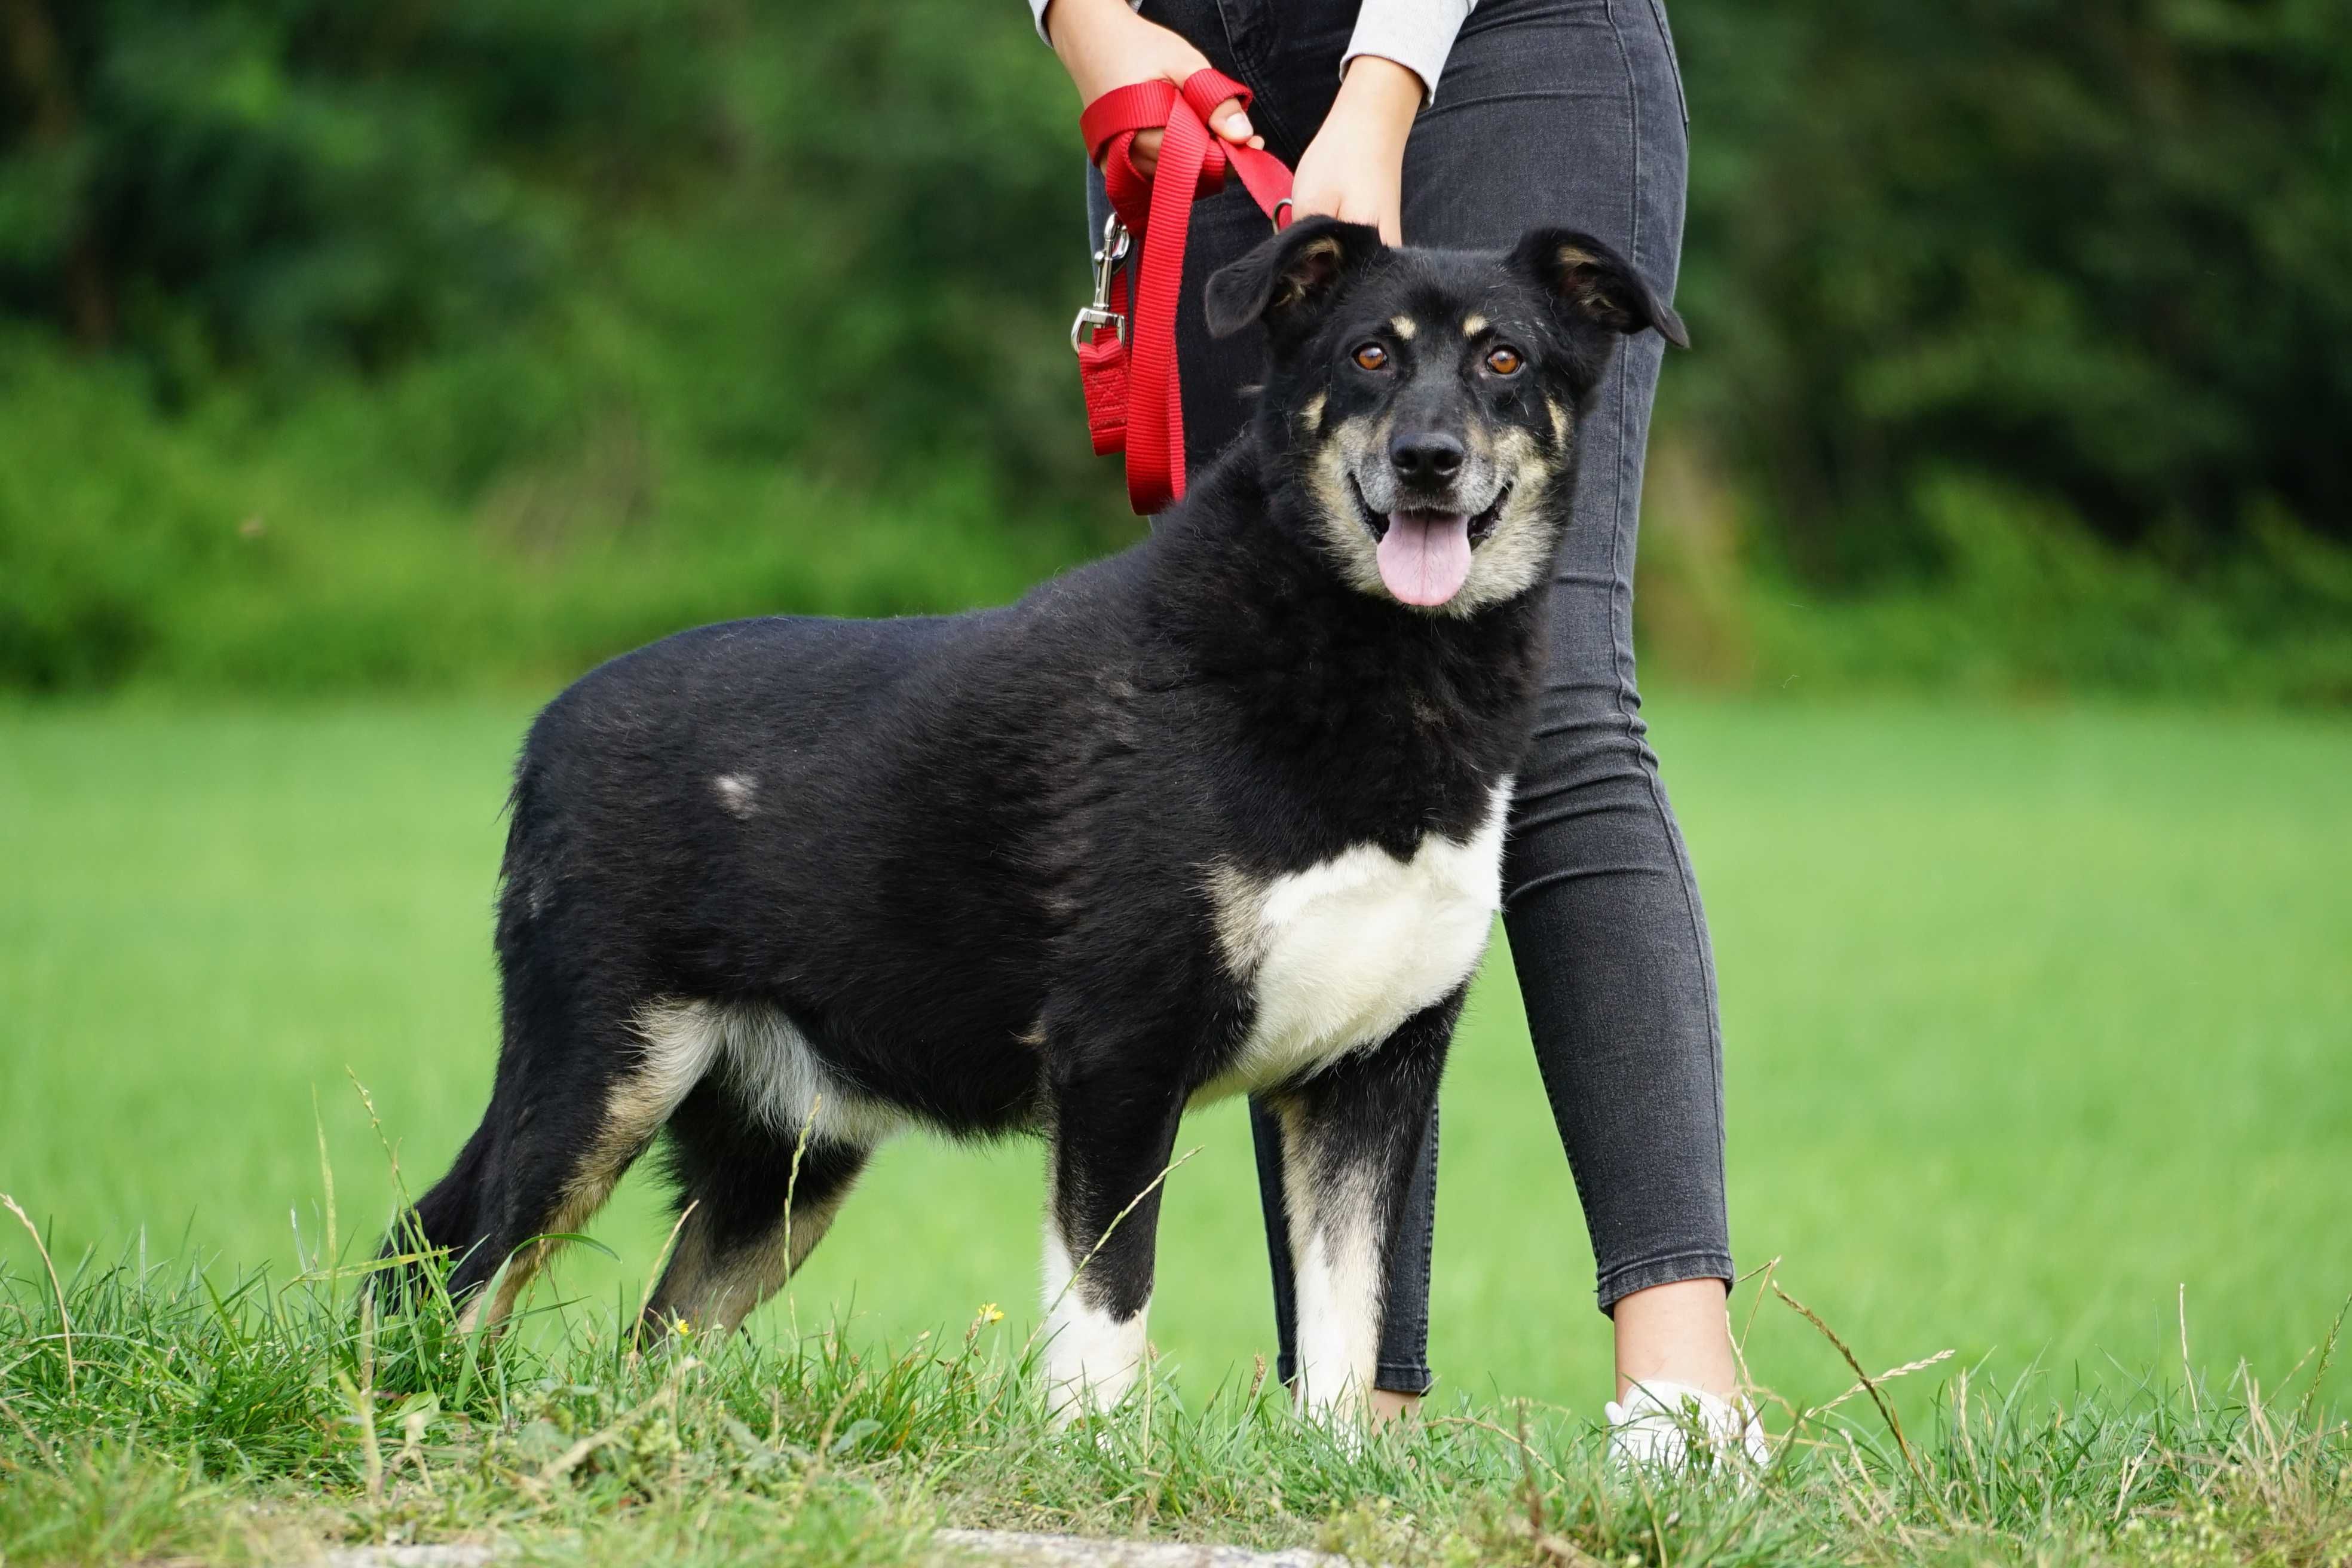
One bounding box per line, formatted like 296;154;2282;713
1350;479;1511;607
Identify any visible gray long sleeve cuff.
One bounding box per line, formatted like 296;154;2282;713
1028;1;1477;103
1343;0;1476;102
1028;0;1140;47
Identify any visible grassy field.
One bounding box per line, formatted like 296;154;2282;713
2;1248;2345;1568
3;694;2348;1420
2;692;2348;1563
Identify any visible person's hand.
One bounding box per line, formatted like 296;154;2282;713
1043;0;1259;179
1289;55;1423;244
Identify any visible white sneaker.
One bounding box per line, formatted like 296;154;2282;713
1604;1380;1769;1474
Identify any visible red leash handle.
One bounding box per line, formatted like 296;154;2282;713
1073;69;1293;514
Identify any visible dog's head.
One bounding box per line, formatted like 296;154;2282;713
1205;218;1687;615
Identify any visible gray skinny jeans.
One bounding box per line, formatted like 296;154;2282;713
1089;0;1729;1394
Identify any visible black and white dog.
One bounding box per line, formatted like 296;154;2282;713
395;216;1685;1420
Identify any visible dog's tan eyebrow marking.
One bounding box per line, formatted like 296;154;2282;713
1460;313;1489;336
1389;315;1417;340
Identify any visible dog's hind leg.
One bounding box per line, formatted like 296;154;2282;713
641;1075;873;1338
418;993;724;1334
1263;990;1458;1420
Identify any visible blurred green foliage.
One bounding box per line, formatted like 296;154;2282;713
1674;0;2352;584
1;0;2346;697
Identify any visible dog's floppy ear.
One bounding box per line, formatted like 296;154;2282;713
1204;215;1385;339
1509;228;1690;348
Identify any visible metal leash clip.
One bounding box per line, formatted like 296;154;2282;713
1070;213;1132;351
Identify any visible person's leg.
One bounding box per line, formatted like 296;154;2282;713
1250;1093;1437;1404
1095;0;1733;1412
1399;0;1738;1402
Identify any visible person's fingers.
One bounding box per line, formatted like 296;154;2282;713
1287;185;1334;220
1102;103;1248;182
1202;94;1253;145
1086;39;1247;182
1291;180;1367;223
1315;189;1401;245
1114;126;1162;179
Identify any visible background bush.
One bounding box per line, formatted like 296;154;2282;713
2;0;2346;698
1674;0;2352;583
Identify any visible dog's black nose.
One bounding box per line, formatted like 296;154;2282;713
1390;431;1466;485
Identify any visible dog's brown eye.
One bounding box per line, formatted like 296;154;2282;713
1352;342;1389;372
1486;345;1524;375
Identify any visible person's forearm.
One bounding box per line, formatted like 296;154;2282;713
1039;0;1141;86
1287;54;1421;242
1036;0;1124;56
1330;54;1423;146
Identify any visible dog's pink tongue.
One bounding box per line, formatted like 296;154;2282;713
1377;513;1473;606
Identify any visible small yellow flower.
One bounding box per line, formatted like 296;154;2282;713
978;1301;1004;1325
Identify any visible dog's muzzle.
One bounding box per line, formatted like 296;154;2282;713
1346;474;1512;608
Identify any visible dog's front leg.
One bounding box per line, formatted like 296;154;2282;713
1039;1055;1187;1423
1265;990;1459;1421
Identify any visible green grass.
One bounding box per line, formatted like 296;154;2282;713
2;694;2349;1563
1;1249;2346;1567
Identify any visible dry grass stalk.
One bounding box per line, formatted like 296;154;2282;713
630;1199;701;1358
2179;1283;2200;1417
1018;1145;1204;1370
1814;1349;1957;1417
1;1193;72;1395
1774;1282;1933;1497
781;1094;820;1346
2291;1291;2348;1430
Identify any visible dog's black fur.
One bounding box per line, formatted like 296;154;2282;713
396;218;1683;1414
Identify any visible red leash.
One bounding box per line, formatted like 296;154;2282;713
1073;69;1293;514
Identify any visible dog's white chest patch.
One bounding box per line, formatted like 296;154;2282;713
1203;779;1511;1099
